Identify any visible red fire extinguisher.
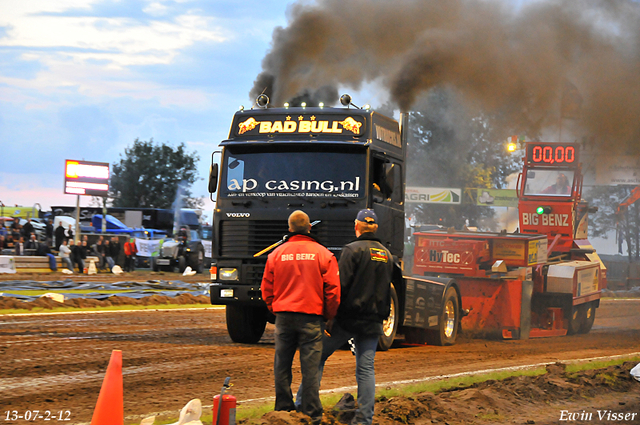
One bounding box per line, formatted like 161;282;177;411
214;377;236;425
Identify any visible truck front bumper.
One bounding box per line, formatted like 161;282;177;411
209;282;266;306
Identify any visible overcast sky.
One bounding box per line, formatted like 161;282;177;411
0;0;295;215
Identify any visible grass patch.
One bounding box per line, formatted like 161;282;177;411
595;372;617;385
122;354;640;425
0;303;221;315
234;404;275;422
376;368;546;400
565;356;640;373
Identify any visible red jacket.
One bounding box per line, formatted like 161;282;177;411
261;234;340;320
124;241;137;256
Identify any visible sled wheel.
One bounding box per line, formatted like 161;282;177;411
425;286;460;346
567;305;581;335
578;302;596;334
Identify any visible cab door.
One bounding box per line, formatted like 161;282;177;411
370;154;404;258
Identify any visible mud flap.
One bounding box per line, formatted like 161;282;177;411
402;276;450;329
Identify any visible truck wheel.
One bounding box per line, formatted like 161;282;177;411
226;305;267;344
567;305;581;335
151;258;159;272
425;286;459;346
579;302;596;334
377;284;399;351
178;256;187;273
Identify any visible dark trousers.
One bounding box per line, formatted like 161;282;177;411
274;312;324;421
124;255;134;271
75;258;85;273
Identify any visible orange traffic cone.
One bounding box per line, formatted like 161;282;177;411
90;350;123;425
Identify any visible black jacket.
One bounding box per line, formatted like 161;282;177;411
54;225;65;242
336;232;393;336
72;244;87;260
22;222;34;238
109;241;120;258
25;239;39;251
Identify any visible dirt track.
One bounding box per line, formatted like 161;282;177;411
1;283;639;425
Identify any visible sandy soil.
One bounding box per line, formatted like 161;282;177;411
0;272;639;425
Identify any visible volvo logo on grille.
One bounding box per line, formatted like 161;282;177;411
226;212;251;218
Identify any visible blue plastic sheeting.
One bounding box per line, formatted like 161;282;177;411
0;279;209;301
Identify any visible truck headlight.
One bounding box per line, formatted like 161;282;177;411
219;268;238;281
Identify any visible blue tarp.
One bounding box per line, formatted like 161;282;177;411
0;279;209;301
92;214;129;230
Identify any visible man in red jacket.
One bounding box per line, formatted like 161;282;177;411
261;210;340;423
123;238;138;272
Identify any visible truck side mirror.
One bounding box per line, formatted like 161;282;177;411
208;163;219;193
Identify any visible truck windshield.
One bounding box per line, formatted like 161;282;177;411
524;169;574;196
222;147;366;199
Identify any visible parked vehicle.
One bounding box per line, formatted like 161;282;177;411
152;226;205;273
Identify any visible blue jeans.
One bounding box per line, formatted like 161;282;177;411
62;257;74;271
274;312;324;421
297;322;379;425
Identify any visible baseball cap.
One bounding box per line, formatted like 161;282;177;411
356;209;378;224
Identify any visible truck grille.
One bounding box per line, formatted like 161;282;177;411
220;220;354;257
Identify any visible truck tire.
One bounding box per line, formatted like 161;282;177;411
178;256;187;273
195;248;204;274
226;305;267;344
377;284;399;351
578;302;596;334
425;286;459;346
151;257;159;272
567;305;581;335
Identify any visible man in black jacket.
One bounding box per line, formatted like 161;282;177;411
45;219;54;248
22;219;34;240
72;240;87;273
24;233;39;253
54;222;65;251
298;209;393;425
109;236;121;268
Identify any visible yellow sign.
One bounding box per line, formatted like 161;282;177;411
527;238;548;265
237;116;363;136
493;239;525;261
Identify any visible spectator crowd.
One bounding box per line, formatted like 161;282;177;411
1;217;135;274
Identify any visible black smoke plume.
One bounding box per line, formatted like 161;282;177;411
251;0;640;153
